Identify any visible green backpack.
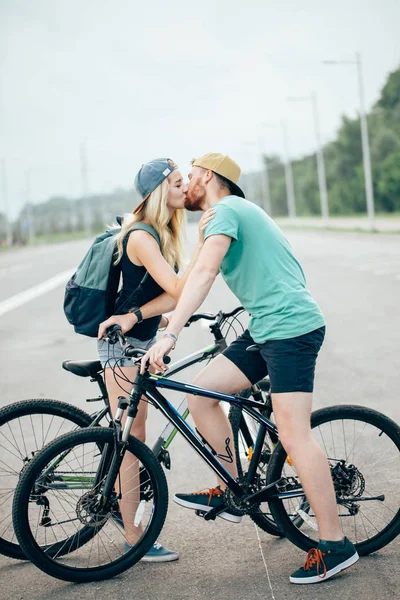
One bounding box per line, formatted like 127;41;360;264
63;221;160;337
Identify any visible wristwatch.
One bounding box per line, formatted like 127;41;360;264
128;306;143;323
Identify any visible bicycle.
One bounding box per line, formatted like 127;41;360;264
12;332;400;582
0;306;276;561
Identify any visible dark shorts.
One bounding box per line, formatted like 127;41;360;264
223;326;325;393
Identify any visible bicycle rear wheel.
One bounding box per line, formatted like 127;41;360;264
0;399;93;560
266;405;400;555
13;427;168;582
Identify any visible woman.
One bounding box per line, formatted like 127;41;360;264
97;158;214;562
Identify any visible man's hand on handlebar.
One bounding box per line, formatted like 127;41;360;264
140;335;175;374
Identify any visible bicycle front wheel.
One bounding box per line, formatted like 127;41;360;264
13;427;168;582
266;405;400;556
0;399;93;560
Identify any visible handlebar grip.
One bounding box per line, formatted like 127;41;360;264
106;324;124;345
124;346;171;365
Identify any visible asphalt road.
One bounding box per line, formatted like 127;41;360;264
0;225;399;600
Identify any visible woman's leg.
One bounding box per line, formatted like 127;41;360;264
105;366;147;545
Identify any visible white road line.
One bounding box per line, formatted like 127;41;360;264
253;523;276;599
0;269;74;317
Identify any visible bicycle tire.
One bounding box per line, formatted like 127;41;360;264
13;427;169;582
0;399;93;560
266;405;400;556
228;380;283;537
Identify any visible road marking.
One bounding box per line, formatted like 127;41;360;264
254;523;276;599
0;269;74;317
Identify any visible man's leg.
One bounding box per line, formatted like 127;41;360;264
187;354;253;484
261;327;358;583
271;391;343;541
174;353;261;522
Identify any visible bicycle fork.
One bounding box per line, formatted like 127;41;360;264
97;393;141;507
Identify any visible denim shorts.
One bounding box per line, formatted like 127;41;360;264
223;326;326;393
97;336;156;368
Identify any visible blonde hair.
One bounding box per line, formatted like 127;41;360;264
114;178;186;270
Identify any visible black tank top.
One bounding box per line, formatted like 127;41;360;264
114;223;163;341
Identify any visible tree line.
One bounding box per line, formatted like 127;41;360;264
262;66;400;216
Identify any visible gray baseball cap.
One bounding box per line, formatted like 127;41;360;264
134;158;178;201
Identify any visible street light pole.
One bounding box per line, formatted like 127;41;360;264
323;53;375;229
281;121;296;218
286;94;329;222
311;93;329;222
356;52;375;229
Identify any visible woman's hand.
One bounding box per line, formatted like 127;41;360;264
97;313;138;340
140;335;175;373
198;208;215;244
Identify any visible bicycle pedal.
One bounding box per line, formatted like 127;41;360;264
195;509;208;518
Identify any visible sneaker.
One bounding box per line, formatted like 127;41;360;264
173;486;242;523
290;537;359;584
124;541;179;563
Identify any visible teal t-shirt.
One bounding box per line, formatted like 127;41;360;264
203;196;325;343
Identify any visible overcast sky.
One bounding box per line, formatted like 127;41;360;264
1;0;399;217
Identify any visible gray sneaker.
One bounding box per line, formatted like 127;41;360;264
124;541;179;563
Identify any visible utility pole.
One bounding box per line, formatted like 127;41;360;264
281;121;296;218
257;137;272;215
80;142;91;234
25;171;35;244
1;159;12;246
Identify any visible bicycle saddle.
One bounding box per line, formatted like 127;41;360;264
62;360;103;378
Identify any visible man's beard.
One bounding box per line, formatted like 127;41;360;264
184;184;206;212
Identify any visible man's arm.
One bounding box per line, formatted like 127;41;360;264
140;234;232;372
166;234;231;335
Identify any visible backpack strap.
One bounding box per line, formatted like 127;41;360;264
127;222;161;247
116;222;162;314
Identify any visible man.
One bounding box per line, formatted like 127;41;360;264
140;152;359;584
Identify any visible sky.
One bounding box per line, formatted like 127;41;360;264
1;0;400;217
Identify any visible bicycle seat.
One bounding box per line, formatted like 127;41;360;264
62;360;103;378
246;344;259;352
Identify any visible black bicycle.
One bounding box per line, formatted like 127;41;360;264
0;306;276;561
11;330;400;582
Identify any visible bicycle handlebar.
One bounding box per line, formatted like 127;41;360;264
105;325;171;365
105;305;244;364
185;306;244;327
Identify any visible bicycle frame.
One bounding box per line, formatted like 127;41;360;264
151;339;226;455
138;373;305;505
